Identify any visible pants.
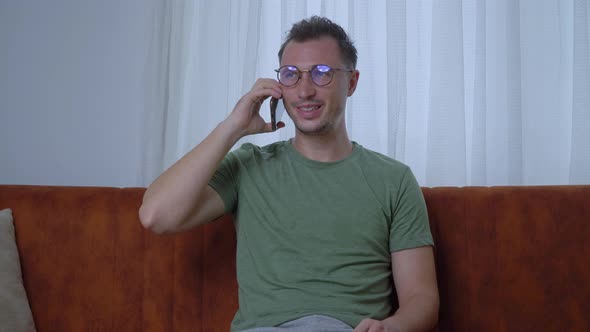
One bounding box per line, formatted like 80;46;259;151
240;314;354;332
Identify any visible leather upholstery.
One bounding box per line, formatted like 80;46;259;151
1;185;588;331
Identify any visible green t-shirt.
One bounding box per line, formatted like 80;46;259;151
209;140;433;332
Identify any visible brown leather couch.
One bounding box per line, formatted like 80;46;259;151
1;185;589;331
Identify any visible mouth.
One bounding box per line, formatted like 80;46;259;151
295;103;323;119
297;104;322;112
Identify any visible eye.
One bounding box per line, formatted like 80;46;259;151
315;65;332;75
312;65;334;84
281;66;298;78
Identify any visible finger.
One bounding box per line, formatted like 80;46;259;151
260;122;275;133
267;121;285;132
261;119;286;133
353;319;372;332
267;84;283;98
247;90;281;112
368;324;385;332
251;79;282;98
254;87;282;101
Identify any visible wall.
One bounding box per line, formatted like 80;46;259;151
0;1;157;187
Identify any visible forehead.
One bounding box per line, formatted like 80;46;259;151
280;36;343;68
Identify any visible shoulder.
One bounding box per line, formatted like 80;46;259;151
229;141;289;163
356;144;411;177
353;144;424;197
233;141;288;156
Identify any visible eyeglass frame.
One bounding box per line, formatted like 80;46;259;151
274;64;354;87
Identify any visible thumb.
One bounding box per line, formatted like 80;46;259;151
264;121;285;133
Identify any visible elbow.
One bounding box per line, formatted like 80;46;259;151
138;203;167;234
425;291;440;330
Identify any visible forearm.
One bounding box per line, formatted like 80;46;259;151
139;120;241;233
383;293;439;332
140;78;283;233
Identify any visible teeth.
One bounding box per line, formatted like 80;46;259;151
300;106;320;112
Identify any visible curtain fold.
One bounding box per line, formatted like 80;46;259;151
386;0;407;161
140;0;590;187
571;0;590;182
470;0;487;185
426;0;467;186
506;0;524;185
139;0;173;185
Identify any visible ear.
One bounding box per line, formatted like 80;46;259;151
347;70;360;96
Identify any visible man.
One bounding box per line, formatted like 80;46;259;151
139;16;439;332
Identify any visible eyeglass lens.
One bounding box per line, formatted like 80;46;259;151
278;65;334;87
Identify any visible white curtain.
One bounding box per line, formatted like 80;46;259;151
140;0;590;187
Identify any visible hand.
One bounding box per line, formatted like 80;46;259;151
225;78;284;138
353;318;401;332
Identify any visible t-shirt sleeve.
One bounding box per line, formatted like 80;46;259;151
208;150;241;214
389;167;434;252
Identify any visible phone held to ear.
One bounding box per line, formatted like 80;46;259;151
270;97;285;131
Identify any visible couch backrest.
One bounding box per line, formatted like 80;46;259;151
0;185;238;332
422;186;590;331
1;185;589;332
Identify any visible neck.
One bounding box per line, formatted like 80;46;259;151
291;130;353;162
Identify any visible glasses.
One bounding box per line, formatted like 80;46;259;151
275;64;353;87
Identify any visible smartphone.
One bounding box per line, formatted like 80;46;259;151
270;97;285;130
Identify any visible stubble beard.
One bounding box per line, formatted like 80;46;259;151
286;109;333;136
295;120;332;136
285;105;339;137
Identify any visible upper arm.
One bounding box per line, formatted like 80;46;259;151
391;246;439;306
176;185;226;232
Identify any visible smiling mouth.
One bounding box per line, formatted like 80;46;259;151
297;105;321;112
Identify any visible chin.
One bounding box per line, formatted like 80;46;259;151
294;122;332;136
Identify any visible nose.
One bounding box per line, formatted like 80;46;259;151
297;71;316;99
